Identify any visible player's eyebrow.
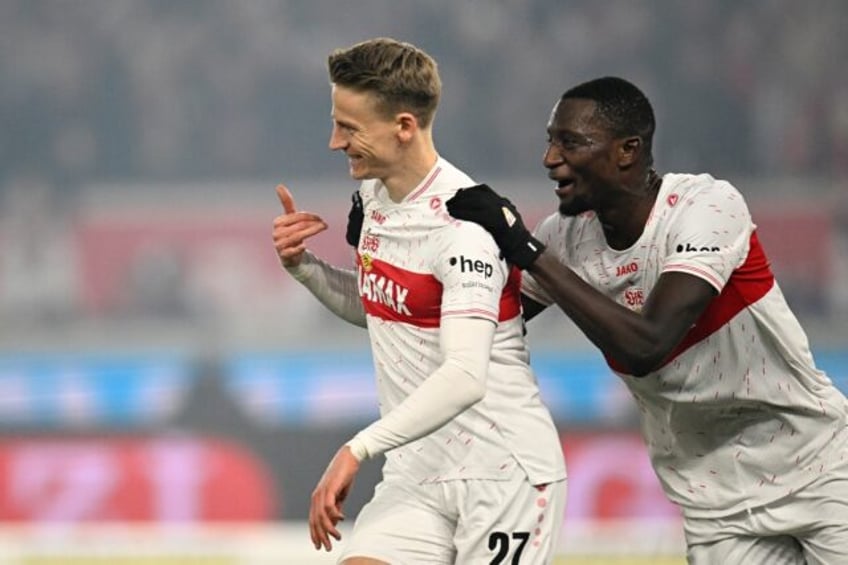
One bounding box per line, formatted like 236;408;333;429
547;127;597;146
333;116;359;130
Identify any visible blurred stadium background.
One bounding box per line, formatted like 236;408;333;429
1;1;846;563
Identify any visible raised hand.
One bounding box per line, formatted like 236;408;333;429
308;445;360;552
446;184;545;269
272;184;328;267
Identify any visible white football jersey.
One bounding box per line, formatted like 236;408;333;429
355;158;566;485
524;173;848;518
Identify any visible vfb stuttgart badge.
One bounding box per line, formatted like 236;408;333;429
361;253;373;272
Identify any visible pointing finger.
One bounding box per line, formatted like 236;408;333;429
276;184;296;214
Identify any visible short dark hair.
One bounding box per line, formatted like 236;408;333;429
563;77;655;162
328;37;441;128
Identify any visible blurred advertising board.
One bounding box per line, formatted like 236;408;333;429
0;431;673;524
1;350;846;429
0;349;845;524
0;438;274;522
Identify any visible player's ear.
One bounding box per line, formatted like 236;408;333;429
618;135;642;168
396;112;418;143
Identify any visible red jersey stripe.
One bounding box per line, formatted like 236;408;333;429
605;231;775;373
358;255;521;328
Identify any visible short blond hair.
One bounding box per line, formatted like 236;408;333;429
328;37;441;128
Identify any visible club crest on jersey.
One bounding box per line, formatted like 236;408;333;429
623;287;644;309
360;253;374;272
361;233;380;253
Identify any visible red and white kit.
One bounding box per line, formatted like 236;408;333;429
324;158;566;563
524;172;848;520
355;157;565;486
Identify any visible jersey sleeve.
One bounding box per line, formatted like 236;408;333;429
662;179;754;292
431;221;510;323
520;215;560;306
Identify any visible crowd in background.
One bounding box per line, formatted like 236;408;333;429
3;0;848;186
1;0;846;348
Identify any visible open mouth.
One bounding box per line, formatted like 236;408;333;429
554;179;575;196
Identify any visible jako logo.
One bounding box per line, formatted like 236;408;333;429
449;256;494;278
676;243;720;252
616;262;638;277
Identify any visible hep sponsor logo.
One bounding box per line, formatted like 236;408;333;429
449;255;494;278
370;210;387;224
676;243;720;253
615;262;638;277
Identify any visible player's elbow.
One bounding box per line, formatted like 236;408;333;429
616;344;670;378
627;360;660;378
458;372;487;407
344;312;368;329
440;342;490;408
447;362;487;408
609;324;684;377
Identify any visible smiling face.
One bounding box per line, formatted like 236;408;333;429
543;97;626;217
329;84;403;181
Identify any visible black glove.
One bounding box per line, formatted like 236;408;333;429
346;190;364;247
446;184;545;270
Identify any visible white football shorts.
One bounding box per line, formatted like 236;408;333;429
337;468;567;564
685;456;848;564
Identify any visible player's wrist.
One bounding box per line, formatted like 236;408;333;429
283;251;315;282
344;436;370;462
504;233;546;270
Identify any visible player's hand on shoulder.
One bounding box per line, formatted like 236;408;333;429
272;183;328;268
447;184;545;270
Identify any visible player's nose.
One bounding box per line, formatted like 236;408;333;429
543;142;564;169
329;124;347;151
